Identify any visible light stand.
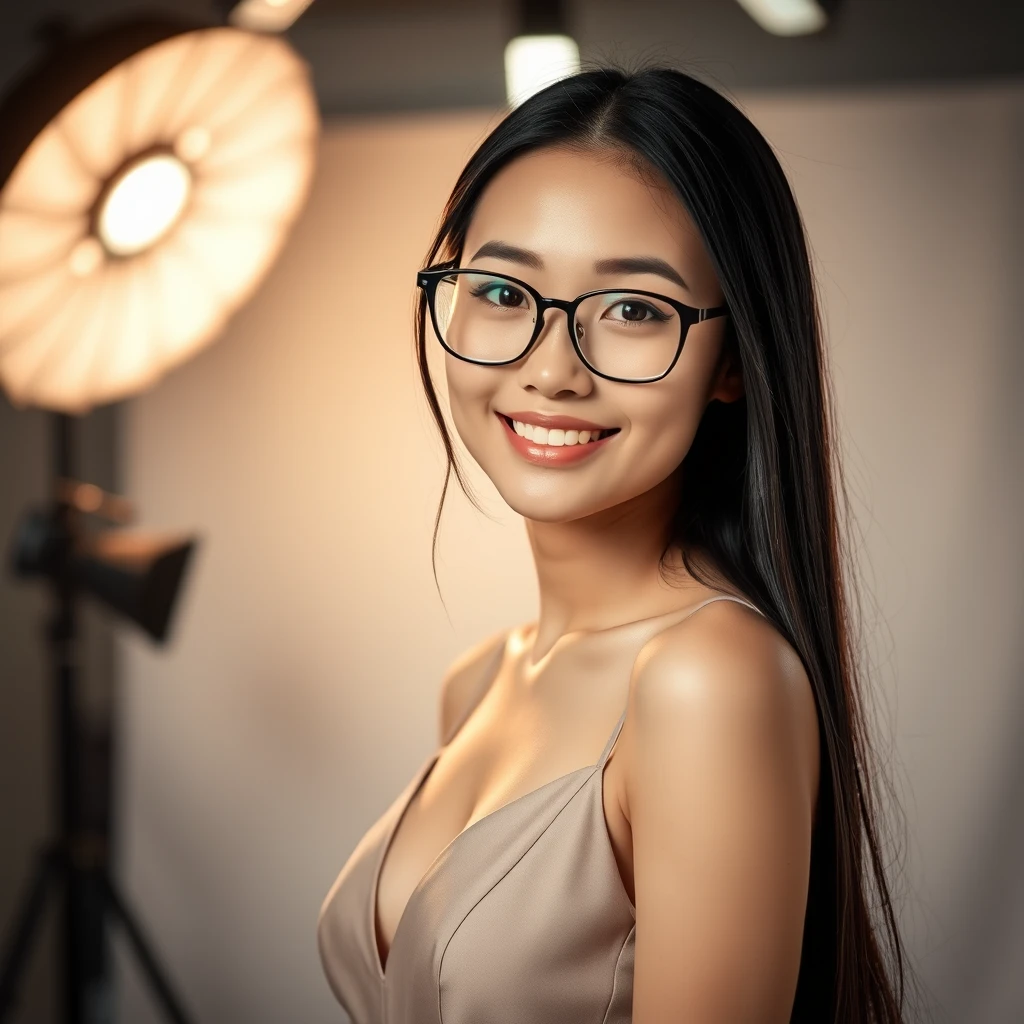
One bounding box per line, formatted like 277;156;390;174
0;411;197;1024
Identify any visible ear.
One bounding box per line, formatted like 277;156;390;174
707;335;744;404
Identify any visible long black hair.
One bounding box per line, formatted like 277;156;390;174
414;64;918;1023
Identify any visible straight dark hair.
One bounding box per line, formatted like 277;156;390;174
414;64;918;1022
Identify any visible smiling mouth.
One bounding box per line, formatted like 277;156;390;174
499;414;620;445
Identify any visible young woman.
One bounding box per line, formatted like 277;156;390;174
318;65;914;1023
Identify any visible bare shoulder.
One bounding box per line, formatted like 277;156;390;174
437;625;515;747
622;601;822;1018
622;598;820;824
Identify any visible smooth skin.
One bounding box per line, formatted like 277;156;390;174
395;145;819;1021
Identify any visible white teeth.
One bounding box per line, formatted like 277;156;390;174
510;419;605;445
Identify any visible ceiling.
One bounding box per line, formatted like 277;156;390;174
0;0;1021;116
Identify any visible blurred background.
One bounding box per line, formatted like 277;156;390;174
0;0;1021;1021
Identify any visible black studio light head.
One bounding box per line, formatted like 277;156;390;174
9;481;197;644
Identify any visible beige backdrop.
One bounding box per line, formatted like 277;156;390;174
115;83;1024;1022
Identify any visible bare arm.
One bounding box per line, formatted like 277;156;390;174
625;602;820;1023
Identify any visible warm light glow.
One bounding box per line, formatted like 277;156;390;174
734;0;828;35
0;26;319;412
69;237;104;277
174;125;212;163
504;34;580;108
97;153;192;256
228;0;316;32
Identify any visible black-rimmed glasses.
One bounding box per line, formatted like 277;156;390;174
417;264;728;384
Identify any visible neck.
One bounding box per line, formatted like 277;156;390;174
523;469;708;662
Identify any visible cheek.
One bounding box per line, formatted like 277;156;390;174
444;355;499;441
617;324;727;472
621;382;707;473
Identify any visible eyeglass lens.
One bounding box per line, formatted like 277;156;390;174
433;271;683;381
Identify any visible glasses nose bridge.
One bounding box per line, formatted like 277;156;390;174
534;294;579;343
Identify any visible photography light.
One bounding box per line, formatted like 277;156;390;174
734;0;842;36
0;19;319;413
226;0;318;33
94;151;193;257
10;487;197;644
504;0;580;108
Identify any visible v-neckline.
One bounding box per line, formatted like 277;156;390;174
369;750;605;982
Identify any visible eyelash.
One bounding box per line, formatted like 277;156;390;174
604;300;671;324
469;282;672;323
470;281;526;306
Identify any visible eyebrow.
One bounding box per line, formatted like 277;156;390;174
469;240;689;291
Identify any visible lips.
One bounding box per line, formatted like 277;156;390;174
496;412;619;466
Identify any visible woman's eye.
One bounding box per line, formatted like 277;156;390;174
608;300;655;322
475;282;526;306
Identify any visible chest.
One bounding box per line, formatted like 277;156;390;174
374;638;638;973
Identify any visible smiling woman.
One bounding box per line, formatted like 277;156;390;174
317;64;918;1024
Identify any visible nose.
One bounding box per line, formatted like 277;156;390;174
515;307;594;398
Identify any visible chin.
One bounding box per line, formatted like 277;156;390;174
491;476;631;525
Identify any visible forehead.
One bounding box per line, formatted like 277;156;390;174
464;146;705;271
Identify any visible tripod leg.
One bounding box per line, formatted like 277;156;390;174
0;844;60;1020
99;873;194;1024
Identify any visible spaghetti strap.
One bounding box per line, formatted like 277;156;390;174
688;594;766;619
598;709;628;766
597;593;766;766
